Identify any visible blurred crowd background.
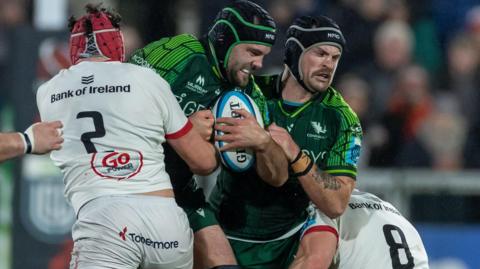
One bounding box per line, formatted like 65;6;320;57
1;0;480;268
2;0;480;170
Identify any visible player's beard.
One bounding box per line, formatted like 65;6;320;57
228;64;251;88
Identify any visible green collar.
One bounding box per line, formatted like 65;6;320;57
278;87;329;118
277;99;312;118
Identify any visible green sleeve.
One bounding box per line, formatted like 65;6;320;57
128;34;205;85
323;110;362;179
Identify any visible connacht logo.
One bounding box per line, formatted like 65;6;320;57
311;122;327;134
195;75;205;86
286;123;294;132
82;75;94;84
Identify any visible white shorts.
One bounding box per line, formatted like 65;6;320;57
69;195;193;269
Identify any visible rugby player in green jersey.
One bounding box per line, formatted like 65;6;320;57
209;16;363;268
129;1;289;268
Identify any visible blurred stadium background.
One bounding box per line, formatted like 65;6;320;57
1;0;480;268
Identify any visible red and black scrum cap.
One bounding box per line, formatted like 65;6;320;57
68;4;124;64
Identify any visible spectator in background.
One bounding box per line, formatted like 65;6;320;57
0;0;27;26
386;0;410;21
358;20;414;123
465;5;480;51
437;33;480;124
370;64;433;167
417;96;467;170
330;0;388;74
386;0;443;75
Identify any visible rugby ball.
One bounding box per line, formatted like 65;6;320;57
212;90;264;172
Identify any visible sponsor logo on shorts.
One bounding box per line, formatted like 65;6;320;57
119;226;179;249
119;226;128;240
90;150;143;180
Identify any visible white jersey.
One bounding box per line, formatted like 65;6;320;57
302;191;429;269
37;61;191;214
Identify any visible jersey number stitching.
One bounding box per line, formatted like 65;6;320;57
76;111;106;153
383;224;415;269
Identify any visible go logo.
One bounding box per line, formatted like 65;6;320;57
91;150;143;180
102;152;131;168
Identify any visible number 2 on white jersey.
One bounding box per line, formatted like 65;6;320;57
76;111;106;153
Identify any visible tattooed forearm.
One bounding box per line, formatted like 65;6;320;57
313;171;341;190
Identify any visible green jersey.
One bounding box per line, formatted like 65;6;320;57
209;74;363;241
128;34;269;206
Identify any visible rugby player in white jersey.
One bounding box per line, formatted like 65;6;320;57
36;4;217;269
293;190;429;269
0;121;63;162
